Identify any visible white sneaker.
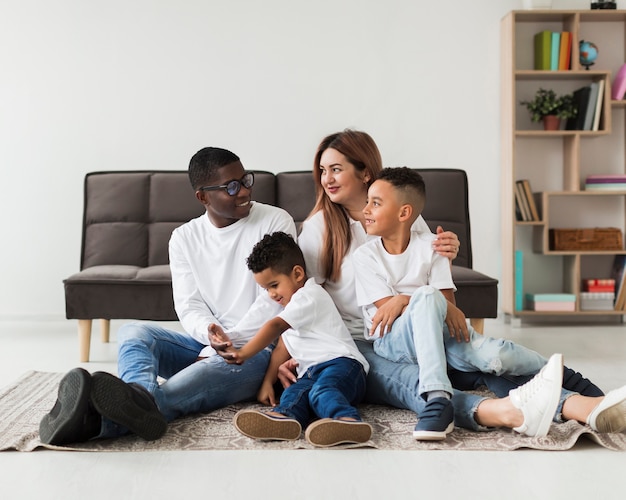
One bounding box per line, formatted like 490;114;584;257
587;385;626;433
509;353;563;437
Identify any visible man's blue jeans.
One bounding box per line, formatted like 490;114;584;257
100;322;271;438
274;357;366;428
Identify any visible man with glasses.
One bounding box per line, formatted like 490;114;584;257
39;147;297;445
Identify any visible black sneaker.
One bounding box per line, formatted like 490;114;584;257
563;366;604;397
413;397;454;441
90;372;167;441
39;368;101;445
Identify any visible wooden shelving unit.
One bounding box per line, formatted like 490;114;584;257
501;10;626;320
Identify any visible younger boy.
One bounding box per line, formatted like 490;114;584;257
211;231;372;447
353;167;565;441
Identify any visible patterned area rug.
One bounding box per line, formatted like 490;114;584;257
1;371;625;452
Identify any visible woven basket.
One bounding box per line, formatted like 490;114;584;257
549;228;623;251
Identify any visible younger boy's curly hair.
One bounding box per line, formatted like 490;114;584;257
246;232;306;276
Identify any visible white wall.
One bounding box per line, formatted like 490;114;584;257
0;0;600;318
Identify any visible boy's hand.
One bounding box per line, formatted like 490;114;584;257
277;359;299;388
370;295;409;337
257;380;277;406
445;302;470;342
433;226;460;261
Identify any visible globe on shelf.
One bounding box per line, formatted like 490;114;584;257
579;40;598;70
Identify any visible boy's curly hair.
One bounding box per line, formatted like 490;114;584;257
377;167;426;198
247;232;306;275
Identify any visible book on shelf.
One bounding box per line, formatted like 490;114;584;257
550;32;560;71
612;63;626;100
583;82;599;131
565;85;592;131
515;250;523;311
519;179;540;221
558;32;572;70
583;278;616;293
610;255;626;310
580;292;615;311
534;30;552;70
514;181;531;221
585;174;626;191
592;79;605;132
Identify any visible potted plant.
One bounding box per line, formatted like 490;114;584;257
520;88;577;130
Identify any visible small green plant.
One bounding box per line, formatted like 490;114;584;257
520;88;577;122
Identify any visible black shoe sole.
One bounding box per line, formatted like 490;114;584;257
90;372;167;441
39;368;95;445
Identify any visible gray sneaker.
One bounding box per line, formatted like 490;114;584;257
509;353;563;437
587;385;626;433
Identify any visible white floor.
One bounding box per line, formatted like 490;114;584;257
1;317;625;500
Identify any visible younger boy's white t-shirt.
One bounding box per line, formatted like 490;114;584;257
353;230;455;339
278;278;369;377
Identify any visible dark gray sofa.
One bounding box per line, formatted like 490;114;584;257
64;169;498;361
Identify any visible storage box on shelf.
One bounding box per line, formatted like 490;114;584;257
501;10;626;321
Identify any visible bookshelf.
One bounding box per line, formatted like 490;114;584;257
501;10;626;321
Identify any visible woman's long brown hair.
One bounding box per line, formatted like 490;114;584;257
309;130;383;282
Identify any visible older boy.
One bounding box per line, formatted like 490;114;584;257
211;232;372;447
353;167;626;441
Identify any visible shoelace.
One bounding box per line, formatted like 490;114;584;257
513;371;545;403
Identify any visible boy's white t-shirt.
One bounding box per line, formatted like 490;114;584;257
298;211;432;338
353;229;455;340
278;278;369;377
169;202;297;357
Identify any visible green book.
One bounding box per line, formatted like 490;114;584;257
534;30;552;70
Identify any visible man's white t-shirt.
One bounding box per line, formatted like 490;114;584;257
298;211;432;338
169;202;296;356
278;278;369;377
353;229;455;340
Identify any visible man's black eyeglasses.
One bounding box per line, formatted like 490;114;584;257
197;172;255;196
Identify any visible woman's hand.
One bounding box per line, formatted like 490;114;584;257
433;226;460;261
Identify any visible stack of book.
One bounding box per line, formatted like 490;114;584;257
534;30;572;70
514;179;540;221
525;293;576;311
581;278;615;310
585;174;626;191
565;81;605;131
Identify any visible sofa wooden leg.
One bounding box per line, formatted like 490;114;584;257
78;319;92;362
470;318;484;334
100;319;110;343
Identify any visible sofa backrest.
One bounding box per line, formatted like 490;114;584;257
80;168;472;270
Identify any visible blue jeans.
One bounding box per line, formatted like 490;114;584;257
373;287;547;396
358;287;574;430
274;357;366;428
100;322;271;438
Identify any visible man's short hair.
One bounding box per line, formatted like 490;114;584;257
247;232;306;275
188;147;240;190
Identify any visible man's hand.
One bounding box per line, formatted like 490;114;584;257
433;226;460;261
208;324;239;361
277;358;299;388
370;295;409;337
257;380;277;406
445;301;470;342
